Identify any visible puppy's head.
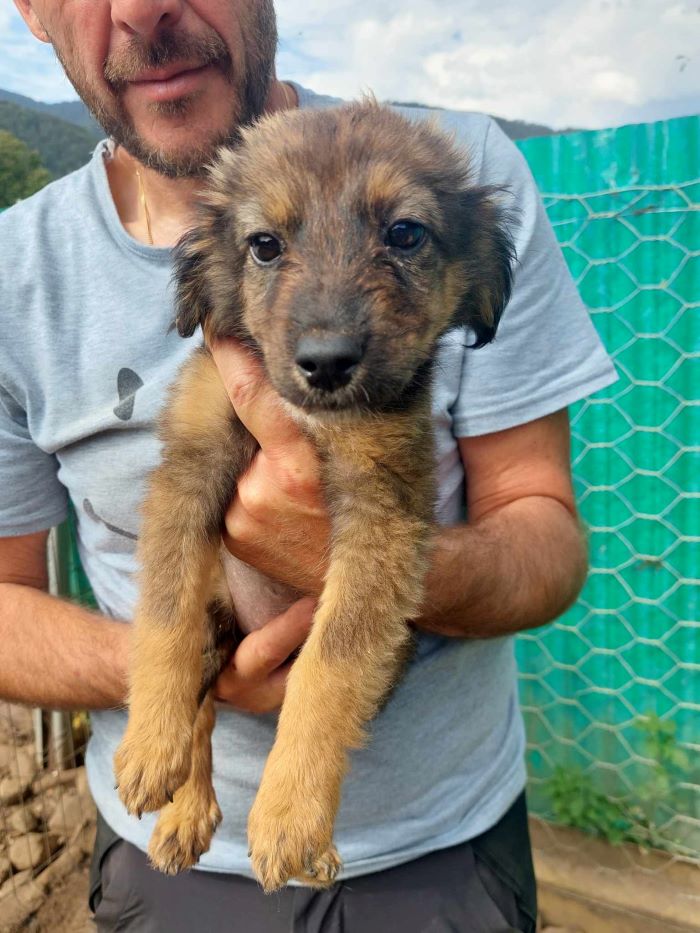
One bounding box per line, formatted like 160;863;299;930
175;100;515;414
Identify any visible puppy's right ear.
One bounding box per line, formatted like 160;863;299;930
173;227;213;338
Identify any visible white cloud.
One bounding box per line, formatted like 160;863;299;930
589;70;640;104
2;0;698;128
277;0;700;128
0;13;74;102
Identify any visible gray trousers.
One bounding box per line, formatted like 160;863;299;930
90;794;537;933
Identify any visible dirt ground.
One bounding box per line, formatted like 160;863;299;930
23;862;94;933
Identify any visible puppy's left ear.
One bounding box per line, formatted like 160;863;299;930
172;226;215;337
454;187;517;348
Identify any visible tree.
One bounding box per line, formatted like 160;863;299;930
0;129;52;208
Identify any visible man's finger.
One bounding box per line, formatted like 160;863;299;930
232;597;316;680
213;662;293;713
210;337;301;453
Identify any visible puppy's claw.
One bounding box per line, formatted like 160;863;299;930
148;794;222;875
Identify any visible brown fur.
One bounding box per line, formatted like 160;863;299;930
114;100;515;891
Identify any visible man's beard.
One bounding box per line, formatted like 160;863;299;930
53;6;277;178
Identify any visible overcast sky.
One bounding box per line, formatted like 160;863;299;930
1;0;698;130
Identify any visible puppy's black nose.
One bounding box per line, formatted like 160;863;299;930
295;334;363;392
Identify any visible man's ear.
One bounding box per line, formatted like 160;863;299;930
172;227;214;337
13;1;51;42
454;187;517;348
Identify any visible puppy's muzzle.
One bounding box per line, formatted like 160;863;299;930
295;333;364;393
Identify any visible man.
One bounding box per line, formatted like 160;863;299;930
1;2;616;930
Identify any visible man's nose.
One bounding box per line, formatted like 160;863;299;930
295;334;364;393
111;0;185;39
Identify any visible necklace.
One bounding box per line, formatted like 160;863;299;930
134;166;154;246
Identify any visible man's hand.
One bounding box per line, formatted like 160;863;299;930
211;339;586;645
213;597;316;713
211;339;330;595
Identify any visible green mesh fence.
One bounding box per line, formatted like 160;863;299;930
54;503;97;609
515;115;699;866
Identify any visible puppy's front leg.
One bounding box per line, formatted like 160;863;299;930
113;516;219;817
148;691;222;873
248;443;432;892
115;350;256;817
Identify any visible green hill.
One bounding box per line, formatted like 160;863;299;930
392;100;571;138
0;88;102;134
0;100;101;179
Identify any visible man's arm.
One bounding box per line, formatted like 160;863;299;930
421;410;588;636
0;531;314;713
214;340;588;638
0;530;130;708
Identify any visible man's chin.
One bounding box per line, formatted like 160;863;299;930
121;141;220;178
111;118;240;178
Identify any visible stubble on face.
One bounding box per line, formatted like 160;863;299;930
50;2;278;178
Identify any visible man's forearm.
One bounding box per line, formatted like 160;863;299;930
0;583;129;709
419;496;588;638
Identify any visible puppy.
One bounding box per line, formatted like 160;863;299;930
113;100;515;893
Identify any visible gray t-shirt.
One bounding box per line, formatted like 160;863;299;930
0;85;616;879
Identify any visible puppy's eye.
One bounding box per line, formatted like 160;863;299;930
249;233;282;264
385;220;426;251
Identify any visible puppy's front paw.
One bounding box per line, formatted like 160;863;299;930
114;724;192;818
298;845;342;888
248;770;341;893
148;789;222;875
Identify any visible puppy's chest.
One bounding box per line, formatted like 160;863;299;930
308;412;436;516
221;548;300;634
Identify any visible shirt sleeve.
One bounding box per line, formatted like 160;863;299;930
451;119;617;437
0;385;68;536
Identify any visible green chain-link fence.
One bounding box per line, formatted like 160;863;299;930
515;116;699;878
